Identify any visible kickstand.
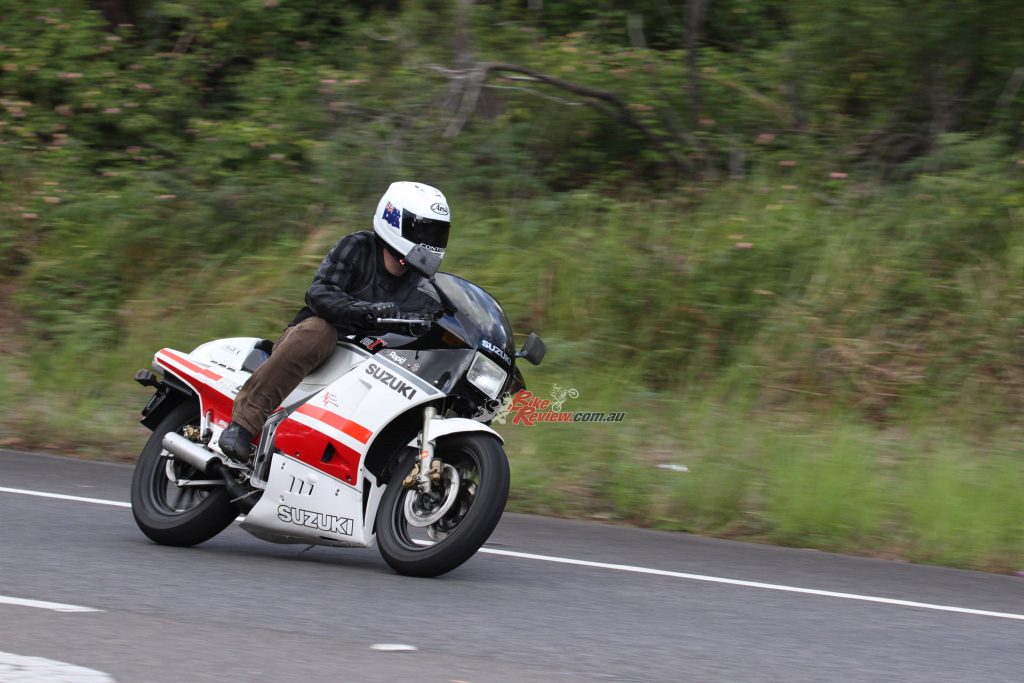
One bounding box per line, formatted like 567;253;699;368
296;545;316;557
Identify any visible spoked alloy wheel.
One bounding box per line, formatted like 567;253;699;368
377;433;509;577
131;401;237;546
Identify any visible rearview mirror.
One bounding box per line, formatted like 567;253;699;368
517;332;546;366
405;244;442;278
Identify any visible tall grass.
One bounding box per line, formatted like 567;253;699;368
2;157;1023;571
502;401;1024;571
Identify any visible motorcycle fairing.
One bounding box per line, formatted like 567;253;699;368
152;340;370;449
271;402;370;485
421;416;503;445
270;349;444;488
153;347;240;432
240;452;385;547
241;351;445;546
154;340;444;473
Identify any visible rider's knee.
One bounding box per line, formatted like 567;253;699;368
303;316;338;357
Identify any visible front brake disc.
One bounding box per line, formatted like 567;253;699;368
402;464;460;527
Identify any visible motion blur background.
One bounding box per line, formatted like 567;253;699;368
2;0;1023;571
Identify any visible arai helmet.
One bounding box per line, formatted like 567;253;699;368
373;182;451;262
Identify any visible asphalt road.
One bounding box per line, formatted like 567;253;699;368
1;449;1023;682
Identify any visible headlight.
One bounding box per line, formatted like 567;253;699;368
467;352;507;399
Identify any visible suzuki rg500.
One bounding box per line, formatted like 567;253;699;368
130;245;545;577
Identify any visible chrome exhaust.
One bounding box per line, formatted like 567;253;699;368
162;432;218;473
161;432;259;513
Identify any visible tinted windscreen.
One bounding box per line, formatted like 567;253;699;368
434;273;516;365
402;210;449;251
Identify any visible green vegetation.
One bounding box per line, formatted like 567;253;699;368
2;1;1023;571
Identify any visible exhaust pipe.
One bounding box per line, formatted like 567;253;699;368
161;432;260;513
162;432;218;473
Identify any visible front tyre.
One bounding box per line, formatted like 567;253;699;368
377;433;509;577
131;400;237;546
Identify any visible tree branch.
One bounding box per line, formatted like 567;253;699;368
439;62;690;172
483;83;585;107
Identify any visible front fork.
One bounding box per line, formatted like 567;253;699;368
404;404;443;494
416;405;438;493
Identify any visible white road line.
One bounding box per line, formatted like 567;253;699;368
370;643;418;652
3;485;1023;622
477;548;1024;621
0;487;130;508
0;486;244;521
0;651;115;682
0;596;102;613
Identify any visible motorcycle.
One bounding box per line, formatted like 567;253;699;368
130;245;545;577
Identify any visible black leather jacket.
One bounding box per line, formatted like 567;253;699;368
291;231;440;337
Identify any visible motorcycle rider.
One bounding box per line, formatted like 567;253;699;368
218;181;450;462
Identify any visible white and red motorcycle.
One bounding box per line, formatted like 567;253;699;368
130;246;545;577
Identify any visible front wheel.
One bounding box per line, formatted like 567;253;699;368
377;433;509;577
131;400;238;546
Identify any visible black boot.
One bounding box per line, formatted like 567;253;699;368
219;422;255;462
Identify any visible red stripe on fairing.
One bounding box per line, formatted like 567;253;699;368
295;404;373;444
155;349;234;428
274;420;362;484
158;349;223;382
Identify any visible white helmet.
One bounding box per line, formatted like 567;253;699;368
373;181;451;262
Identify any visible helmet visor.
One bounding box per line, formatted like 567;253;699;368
402;210;449;253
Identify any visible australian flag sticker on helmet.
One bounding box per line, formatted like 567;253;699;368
382;201;400;229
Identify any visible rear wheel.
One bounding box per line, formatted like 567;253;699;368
131;400;237;546
377;433;509;577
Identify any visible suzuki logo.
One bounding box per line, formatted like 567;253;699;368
277;505;353;536
482;339;512;365
366;363;418;399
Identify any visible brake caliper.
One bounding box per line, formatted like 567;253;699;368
402;459;444;489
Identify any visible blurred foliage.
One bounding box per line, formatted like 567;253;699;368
2;0;1023;428
2;0;1024;567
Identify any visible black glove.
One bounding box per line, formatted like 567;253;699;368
361;301;400;326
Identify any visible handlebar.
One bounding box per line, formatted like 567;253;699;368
374;317;437;325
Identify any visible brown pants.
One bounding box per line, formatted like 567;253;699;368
231;316;337;434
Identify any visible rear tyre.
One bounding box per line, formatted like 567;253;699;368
131;400;238;546
377;433;509;577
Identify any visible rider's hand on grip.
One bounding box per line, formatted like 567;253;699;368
363;301;400;325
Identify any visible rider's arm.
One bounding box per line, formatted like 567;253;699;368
303;233;375;327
